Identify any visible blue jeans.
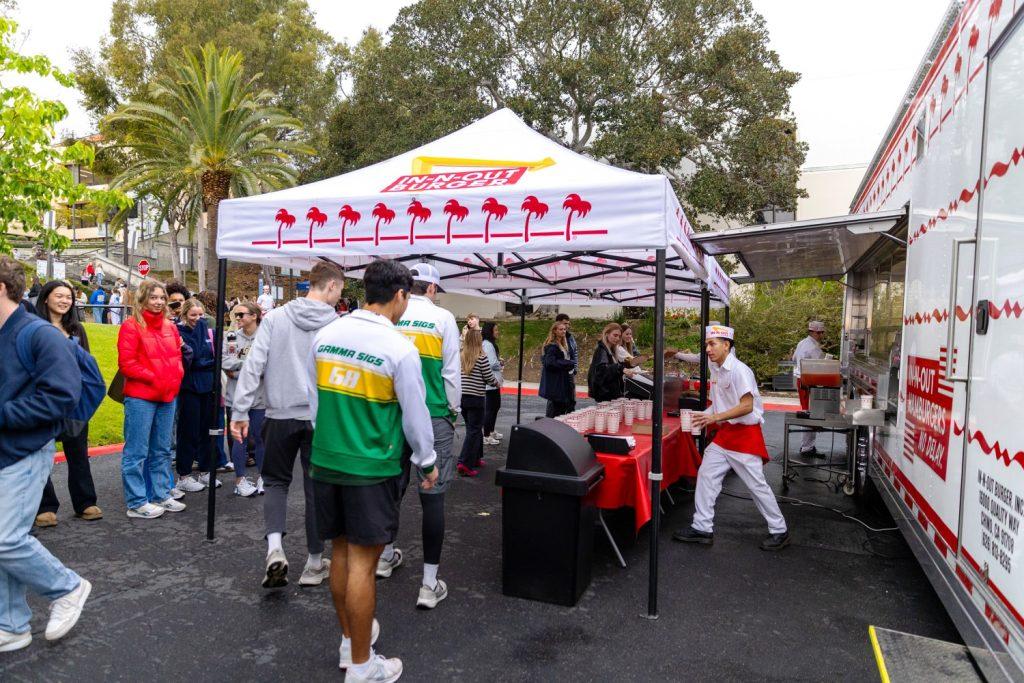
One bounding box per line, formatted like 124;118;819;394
92;307;104;324
122;397;176;509
0;442;81;633
231;408;265;478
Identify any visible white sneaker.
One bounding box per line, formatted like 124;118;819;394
375;548;403;578
483;436;499;446
299;558;331;587
0;629;31;652
177;475;205;493
126;503;165;519
262;548;288;588
416;578;448;609
198;472;222;488
156;497;186;512
491;431;504;441
344;654;403;683
256;476;265;495
339;618;381;669
45;579;91;641
169;487;186;500
234;478;258;497
217;462;235;473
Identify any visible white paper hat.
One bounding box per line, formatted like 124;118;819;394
808;321;825;332
706;324;734;340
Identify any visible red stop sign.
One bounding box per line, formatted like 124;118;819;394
137;259;151;276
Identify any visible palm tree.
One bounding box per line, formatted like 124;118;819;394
106;43;313;286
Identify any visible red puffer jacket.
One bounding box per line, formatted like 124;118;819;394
118;309;185;403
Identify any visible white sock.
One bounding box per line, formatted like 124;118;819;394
267;533;283;554
306;552;322;569
350;649;376;675
381;544;396;562
423;563;439;589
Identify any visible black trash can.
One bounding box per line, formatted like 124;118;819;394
495;418;605;606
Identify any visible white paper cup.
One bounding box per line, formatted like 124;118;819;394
860;394;874;410
607;413;621;432
595;411;607;433
680;409;692;430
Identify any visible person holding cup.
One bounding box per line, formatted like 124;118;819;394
672;325;789;551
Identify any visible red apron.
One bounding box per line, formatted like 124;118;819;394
798;386;809;410
710;422;769;460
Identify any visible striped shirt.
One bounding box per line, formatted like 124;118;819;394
461;354;497;397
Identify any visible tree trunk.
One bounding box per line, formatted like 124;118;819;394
166;202;184;282
202;170;232;289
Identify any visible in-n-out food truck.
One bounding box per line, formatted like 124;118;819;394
695;1;1023;679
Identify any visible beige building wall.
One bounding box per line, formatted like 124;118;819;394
796;164;868;220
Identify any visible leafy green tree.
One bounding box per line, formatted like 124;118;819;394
0;17;128;254
73;0;342;161
729;279;843;383
314;0;805;224
106;44;313;286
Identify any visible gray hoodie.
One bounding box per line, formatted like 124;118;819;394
231;297;338;421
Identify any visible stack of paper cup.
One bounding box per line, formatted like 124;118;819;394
860;394;874;410
623;402;636;426
607;410;621;433
679;409;692;430
594;410;607;433
643;400;654;419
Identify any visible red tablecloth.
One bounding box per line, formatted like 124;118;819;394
586;415;702;533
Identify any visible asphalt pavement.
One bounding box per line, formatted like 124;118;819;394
2;396;959;681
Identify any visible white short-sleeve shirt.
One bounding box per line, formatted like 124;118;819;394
709;352;763;425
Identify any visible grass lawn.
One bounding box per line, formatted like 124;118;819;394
78;323;125;448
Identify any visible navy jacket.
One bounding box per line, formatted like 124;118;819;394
177;318;216;394
539;343;576;403
0;307;82;468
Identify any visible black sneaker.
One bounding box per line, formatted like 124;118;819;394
798;447;818;458
760;532;790;551
672;526;714;545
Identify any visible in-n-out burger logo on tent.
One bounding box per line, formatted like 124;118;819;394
382;167;528;193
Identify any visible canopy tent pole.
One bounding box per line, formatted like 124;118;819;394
516;289;527;424
645;249;666;619
698;283;709;454
206;258;228;541
724;304;730;327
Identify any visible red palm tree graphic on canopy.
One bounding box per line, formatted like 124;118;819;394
481;198;508;244
562;193;592;240
443;199;468;244
520;195;549;243
406;199;432;244
372;203;396;247
275;209;296;249
338;205;361;248
306;207;328;248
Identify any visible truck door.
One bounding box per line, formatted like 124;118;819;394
959;13;1024;658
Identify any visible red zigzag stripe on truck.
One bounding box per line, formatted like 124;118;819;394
953;421;1024;472
903;300;1023;326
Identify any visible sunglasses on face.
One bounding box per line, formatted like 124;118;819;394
234;312;251;319
169;301;182;309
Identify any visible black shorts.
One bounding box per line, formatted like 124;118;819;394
314;476;402;546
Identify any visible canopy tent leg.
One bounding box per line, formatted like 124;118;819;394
516;289;527;424
206;258;228;541
698;284;710;455
724;304;730;327
645;248;667;620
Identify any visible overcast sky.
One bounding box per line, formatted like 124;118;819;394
8;0;951;168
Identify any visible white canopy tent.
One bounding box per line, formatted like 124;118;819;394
215;108;732;617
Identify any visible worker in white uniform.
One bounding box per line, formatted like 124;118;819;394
673;325;790;551
792;321;826;456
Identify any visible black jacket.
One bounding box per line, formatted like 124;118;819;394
587;343;624;402
539;343;576;403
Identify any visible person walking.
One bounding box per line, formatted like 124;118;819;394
0;256;92;651
457;329;498;478
481;322;504;445
173;299;219;493
539;321;577;418
672;325;789;550
230;262;345;589
306;259;437;681
117;279;187;518
588;322;635;402
33;280;102;527
224;302;265;498
108;287;124;325
88;286;106;324
379;263;461;611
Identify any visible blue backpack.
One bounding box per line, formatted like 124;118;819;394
16;317;107;429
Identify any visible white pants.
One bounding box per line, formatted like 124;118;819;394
692;443;787;534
